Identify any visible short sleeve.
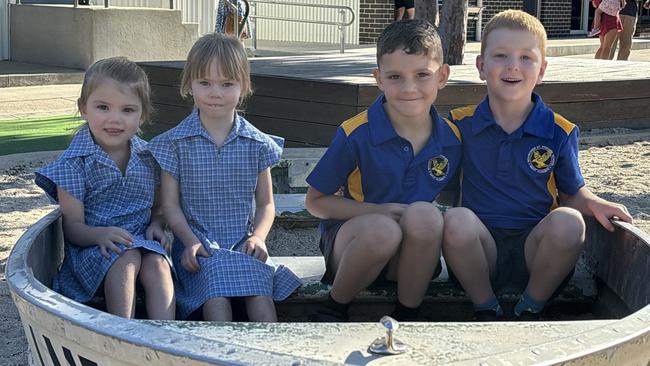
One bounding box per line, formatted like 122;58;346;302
306;128;356;195
554;128;585;195
148;134;179;179
138;150;161;186
35;157;86;203
258;134;284;172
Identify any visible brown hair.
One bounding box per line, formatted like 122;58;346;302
78;57;152;124
481;10;548;59
180;33;251;102
376;19;444;66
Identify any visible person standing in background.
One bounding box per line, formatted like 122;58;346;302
394;0;416;20
609;0;640;60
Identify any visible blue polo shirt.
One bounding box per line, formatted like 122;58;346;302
450;94;585;229
307;95;462;229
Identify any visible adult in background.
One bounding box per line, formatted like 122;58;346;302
609;0;640;60
394;0;415;20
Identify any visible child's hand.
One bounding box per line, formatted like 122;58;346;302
94;226;133;259
377;203;408;221
587;199;633;232
181;242;210;273
240;235;269;262
146;223;171;253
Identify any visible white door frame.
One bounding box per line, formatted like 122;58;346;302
570;0;590;34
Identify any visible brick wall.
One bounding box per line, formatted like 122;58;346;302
358;0;394;44
358;0;573;44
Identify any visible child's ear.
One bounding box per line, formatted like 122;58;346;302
437;64;450;89
476;54;486;81
77;99;87;118
536;59;548;85
372;68;384;91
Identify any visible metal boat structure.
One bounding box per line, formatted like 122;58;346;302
6;207;650;365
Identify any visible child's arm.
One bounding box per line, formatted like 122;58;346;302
145;188;171;252
160;171;210;272
305;186;406;222
57;187;133;259
240;168;275;262
559;187;633;232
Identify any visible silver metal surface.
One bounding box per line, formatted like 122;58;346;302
368;316;409;355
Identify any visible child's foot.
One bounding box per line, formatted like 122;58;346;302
588;27;601;37
472;309;503;322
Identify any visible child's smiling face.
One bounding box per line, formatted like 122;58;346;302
373;49;449;123
79;78;142;152
477;28;547;106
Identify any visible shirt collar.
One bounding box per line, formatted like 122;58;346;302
168;108;269;144
471;93;554;139
367;95;456;147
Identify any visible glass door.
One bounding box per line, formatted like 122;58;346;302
571;0;590;34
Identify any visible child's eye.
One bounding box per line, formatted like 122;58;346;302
123;107;135;113
521;55;532;61
417;72;431;78
223;82;234;87
495;53;506;58
387;75;400;80
97;105;109;111
198;80;209;86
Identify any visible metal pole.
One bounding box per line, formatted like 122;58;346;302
169;0;174;9
251;2;257;51
475;0;482;41
74;0;78;8
339;9;345;54
105;0;108;8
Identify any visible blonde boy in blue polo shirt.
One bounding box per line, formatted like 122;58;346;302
305;19;461;322
444;10;632;321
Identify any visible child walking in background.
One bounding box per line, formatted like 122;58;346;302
35;57;176;320
589;0;625;37
149;33;300;321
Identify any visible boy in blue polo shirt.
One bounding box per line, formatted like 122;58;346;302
443;10;632;321
305;19;461;322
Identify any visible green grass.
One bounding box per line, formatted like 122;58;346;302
0;115;85;156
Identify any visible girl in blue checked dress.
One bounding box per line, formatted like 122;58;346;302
35;57;175;320
149;33;301;321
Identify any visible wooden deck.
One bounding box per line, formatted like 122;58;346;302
140;53;650;147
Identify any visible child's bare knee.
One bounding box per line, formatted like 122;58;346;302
546;207;586;248
358;214;402;245
443;207;479;240
115;248;142;269
401;202;443;237
140;253;171;285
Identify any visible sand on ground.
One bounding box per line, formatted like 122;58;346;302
0;129;648;366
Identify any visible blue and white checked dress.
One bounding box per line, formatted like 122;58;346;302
149;110;301;319
35;125;168;303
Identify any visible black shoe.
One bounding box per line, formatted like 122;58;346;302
472;309;502;322
309;306;349;322
515;310;541;321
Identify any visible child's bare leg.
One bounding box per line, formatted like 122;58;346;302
593;8;602;29
442;207;497;305
329;214;402;303
393;202;443;307
203;297;232;321
104;249;141;318
245;296;277;322
523;207;585;302
139;252;175;320
405;7;415;19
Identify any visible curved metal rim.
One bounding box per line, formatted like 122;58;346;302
6;209;650;364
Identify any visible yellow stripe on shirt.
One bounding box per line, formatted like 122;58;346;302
342;111;369;136
347;166;364;202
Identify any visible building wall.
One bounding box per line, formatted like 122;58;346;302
358;0;573;44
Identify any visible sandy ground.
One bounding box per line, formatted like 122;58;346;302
0;130;648;365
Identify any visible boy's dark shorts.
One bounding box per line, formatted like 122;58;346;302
394;0;415;9
319;219;442;285
448;226;574;297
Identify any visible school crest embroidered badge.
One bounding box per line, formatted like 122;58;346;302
527;145;555;173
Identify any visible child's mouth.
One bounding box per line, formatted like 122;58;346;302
502;78;521;85
104;128;123;136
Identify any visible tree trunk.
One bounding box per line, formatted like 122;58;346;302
439;0;468;65
415;0;439;26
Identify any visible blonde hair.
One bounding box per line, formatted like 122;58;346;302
78;57;152;124
180;33;251;102
481;10;548;59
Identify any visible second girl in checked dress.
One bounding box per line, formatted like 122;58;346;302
149;33;300;321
